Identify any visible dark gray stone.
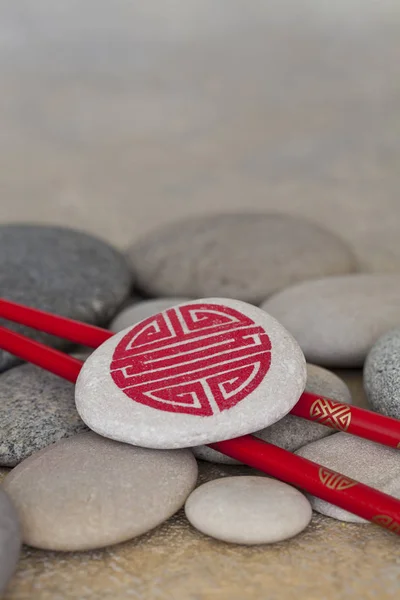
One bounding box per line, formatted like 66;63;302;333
0;488;21;594
0;363;89;467
364;328;400;419
0;225;133;372
127;213;356;304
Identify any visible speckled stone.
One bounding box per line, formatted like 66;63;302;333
0;225;133;372
185;476;312;544
364;328;400;419
193;363;352;464
296;433;400;523
262;274;400;367
0;488;21;594
110;298;191;332
3;431;198;551
127;213;356;304
0;363;88;467
76;298;306;449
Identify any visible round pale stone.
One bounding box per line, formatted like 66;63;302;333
110;298;191;332
193;363;352;464
185;476;312;544
2;431;198;551
295;433;400;523
127;213;356;304
262;274;400;367
75;298;306;449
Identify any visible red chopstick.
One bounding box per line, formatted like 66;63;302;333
0;300;400;535
210;437;400;532
0;298;110;348
292;392;400;450
1;323;400;535
1;298;399;448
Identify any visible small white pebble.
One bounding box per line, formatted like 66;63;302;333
185;476;312;545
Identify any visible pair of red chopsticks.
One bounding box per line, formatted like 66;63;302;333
0;297;400;537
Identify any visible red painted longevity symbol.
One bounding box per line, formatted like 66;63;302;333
110;303;272;416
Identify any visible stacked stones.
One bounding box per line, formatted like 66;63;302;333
124;214;400;524
1;215;400;593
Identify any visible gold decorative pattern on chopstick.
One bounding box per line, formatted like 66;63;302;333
309;398;352;431
318;468;358;491
372;515;400;534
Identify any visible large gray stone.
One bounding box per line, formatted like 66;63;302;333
0;363;88;467
0;488;21;595
76;298;306;449
262;274;400;367
0;225;133;372
193;363;352;464
127;213;356;304
296;433;400;523
364;328;400;420
3;431;198;551
185;476;312;544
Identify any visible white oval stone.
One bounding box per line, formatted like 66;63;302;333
2;431;198;551
295;432;400;523
262;274;400;367
75;298;306;449
0;363;88;467
110;298;191;332
193;363;352;464
185;476;312;544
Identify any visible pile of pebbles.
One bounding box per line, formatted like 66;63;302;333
1;215;400;594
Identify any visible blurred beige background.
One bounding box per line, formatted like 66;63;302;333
1;2;400;599
0;1;400;271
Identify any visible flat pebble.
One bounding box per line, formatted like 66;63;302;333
0;225;133;372
0;488;21;594
127;213;356;304
296;433;400;523
193;363;352;464
76;298;306;449
262;274;400;367
110;298;191;332
185;476;312;544
0;363;88;467
2;431;198;551
364;328;400;419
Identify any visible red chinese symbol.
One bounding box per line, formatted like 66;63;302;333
110;303;272;416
